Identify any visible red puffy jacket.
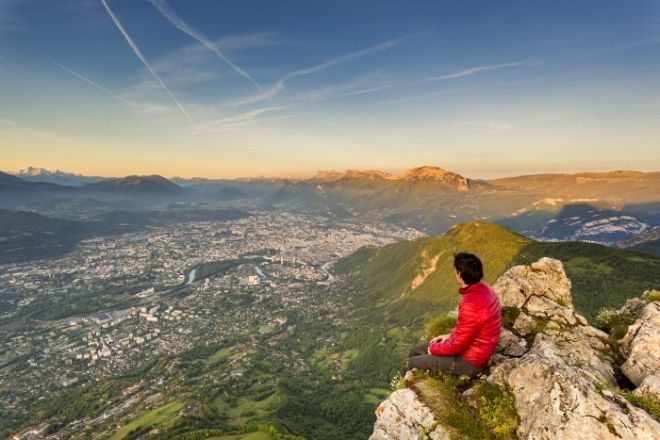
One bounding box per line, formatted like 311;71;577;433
429;280;501;369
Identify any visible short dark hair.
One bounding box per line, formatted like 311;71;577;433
453;252;483;285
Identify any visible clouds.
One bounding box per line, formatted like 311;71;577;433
148;0;260;89
99;0;193;124
430;60;540;81
226;34;417;108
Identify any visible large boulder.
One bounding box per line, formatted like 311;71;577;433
620;302;660;386
489;338;660;439
493;257;573;310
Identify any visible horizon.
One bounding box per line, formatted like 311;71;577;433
6;163;660;181
1;1;659;177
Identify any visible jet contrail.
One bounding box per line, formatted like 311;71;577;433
99;0;193;124
430;61;536;81
148;0;260;90
46;57;136;107
229;33;418;107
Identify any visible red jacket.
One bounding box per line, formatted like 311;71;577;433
429;281;501;369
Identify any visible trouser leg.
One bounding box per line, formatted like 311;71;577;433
402;352;485;377
408;344;430;358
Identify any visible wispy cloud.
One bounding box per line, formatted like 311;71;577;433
99;0;193;124
46;57;136;107
0;114;82;146
148;0;260;89
430;60;539;81
229;33;418;107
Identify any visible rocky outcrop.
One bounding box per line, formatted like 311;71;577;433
620;301;660;386
370;258;660;440
370;387;450;440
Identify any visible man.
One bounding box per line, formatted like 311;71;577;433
403;252;501;377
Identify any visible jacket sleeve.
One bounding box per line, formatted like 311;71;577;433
429;300;482;356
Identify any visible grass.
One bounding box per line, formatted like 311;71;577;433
110;400;185;440
501;307;521;329
209;432;274;440
213;391;281;427
596;382;660;422
363;387;391;405
405;370;518;439
206;347;233;367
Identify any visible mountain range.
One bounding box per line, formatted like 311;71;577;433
2;165;659;249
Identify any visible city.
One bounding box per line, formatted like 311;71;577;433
1;210;422;438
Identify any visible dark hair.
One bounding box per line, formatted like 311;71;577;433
453;252;483;285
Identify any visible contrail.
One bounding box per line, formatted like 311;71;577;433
148;0;260;89
430;61;537;81
46;57;136;107
99;0;193;124
230;33;418;107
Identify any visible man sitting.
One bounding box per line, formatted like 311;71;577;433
403;252;501;377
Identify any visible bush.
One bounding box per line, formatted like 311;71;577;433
425;314;457;339
596;307;636;340
501;307;521;329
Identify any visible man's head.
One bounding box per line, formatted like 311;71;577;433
453;252;483;288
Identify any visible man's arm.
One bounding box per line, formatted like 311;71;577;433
428;301;482;356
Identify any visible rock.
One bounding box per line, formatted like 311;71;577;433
369;388;451;440
497;328;528;357
493;257;573;316
618;297;648;318
489;338;660;439
633;375;660;401
370;259;660;440
620;302;660;386
512;311;536;336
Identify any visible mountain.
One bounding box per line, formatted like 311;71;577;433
618;226;660;256
83;175;184;194
490;170;660;206
0;209;88;263
0;172;75;208
335;221;660;323
15;167;108;186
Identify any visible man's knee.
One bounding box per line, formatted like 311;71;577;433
408;344;429;358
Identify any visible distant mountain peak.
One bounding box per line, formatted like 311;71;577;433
17;166;86;178
343;169;398;180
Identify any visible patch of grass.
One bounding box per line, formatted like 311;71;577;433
625;392;660;421
405;370;518;439
110;400;185;440
596;307;636;340
501;307;520;329
645;291;660;302
474;382;519;438
596;382;660;422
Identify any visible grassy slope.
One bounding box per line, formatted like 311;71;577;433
336;221;660;323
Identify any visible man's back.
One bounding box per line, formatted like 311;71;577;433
429;281;501;369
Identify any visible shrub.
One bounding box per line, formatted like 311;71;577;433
501;307;521;329
425;314;457;339
596;307;636;340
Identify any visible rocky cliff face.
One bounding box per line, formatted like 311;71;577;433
370;258;660;439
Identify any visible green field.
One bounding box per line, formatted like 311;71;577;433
110;400;185;440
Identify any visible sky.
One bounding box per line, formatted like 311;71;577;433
1;0;660;179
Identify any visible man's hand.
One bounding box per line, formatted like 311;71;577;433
429;333;449;344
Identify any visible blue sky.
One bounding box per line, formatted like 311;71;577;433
1;0;659;178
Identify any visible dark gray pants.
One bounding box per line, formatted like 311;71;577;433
403;344;484;377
